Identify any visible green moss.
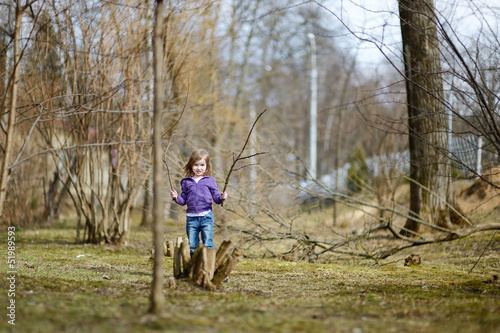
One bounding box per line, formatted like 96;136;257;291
0;224;499;333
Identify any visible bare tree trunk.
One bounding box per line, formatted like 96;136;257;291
141;178;152;227
0;33;6;115
0;1;22;222
149;0;165;314
398;0;463;234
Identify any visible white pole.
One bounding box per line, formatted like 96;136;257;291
477;136;483;175
447;84;454;159
308;33;317;180
448;95;453;156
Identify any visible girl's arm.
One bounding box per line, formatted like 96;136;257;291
210;178;225;205
173;181;187;205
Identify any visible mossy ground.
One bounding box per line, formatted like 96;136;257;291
0;217;499;333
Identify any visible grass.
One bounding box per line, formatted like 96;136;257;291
0;219;499;333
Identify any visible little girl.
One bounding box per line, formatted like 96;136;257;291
170;149;228;256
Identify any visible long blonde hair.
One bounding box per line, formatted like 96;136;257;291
183;149;212;177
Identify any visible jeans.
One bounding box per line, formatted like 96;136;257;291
186;211;214;256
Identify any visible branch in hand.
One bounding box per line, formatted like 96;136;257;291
221;109;268;206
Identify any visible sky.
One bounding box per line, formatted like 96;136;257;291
318;0;500;72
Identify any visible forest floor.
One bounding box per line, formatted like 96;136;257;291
1;175;499;333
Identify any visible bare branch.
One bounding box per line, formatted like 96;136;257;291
469;231;497;273
162;81;190;190
221;109;268;206
162;81;189;139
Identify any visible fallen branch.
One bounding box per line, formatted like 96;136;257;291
365;223;500;260
216;144;500;261
219;190;500;261
469;231;497;273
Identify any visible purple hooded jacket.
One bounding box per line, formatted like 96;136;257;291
174;176;223;214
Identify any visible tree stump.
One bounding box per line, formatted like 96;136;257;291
172;238;242;290
173;237;186;278
165;240;174;257
212;247;243;287
215;240;232;269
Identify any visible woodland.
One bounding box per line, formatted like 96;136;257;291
0;0;499;331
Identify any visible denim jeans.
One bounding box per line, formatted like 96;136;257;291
186;211;214;256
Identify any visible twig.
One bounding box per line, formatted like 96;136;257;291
233;152;268;162
162;141;174;190
162;82;190;190
233;163;258;172
221;109;268;206
162;81;189;139
469;231;496;274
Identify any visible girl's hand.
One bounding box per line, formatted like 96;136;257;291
221;191;228;200
170;190;178;200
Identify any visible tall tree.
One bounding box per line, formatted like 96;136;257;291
0;0;25;221
398;0;463;234
149;0;165;314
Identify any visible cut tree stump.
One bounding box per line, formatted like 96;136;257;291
165;240;174;257
212;247;243;287
173;237;187;278
172;238;242;290
180;241;191;274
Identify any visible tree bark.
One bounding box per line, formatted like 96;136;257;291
398;0;463;234
165;240;174;257
0;1;22;222
212;248;243;287
173;241;182;278
215;240;232;269
180;240;191;276
141;178;152;228
149;0;165;315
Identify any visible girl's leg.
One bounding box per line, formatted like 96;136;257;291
199;211;214;249
186;216;200;256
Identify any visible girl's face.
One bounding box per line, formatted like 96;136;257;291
192;158;207;177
